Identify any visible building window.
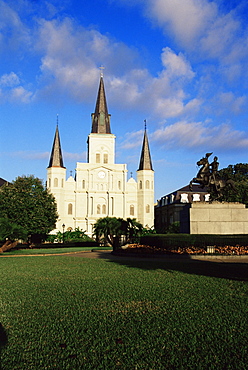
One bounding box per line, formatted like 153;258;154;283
96;153;100;163
139;181;142;189
103;153;108;164
111;197;114;215
181;193;189;203
205;194;210;201
102;204;106;214
193;194;200;201
97;204;101;214
68;203;73;215
61;179;64;188
54;178;58;187
130;205;134;216
146;204;150;213
82;180;85;189
118;181;121;190
145;180;150;189
48;178;51;187
90;197;93;215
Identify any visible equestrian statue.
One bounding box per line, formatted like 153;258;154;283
189;153;235;198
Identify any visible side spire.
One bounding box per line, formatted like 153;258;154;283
48;118;65;168
138;121;153;171
91;74;111;134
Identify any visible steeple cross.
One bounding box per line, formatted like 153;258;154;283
100;65;105;78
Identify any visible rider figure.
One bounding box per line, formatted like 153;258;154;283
209;156;219;188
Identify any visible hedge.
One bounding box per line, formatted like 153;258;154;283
140;234;248;249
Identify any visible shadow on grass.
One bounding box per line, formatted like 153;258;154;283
0;323;8;370
96;251;248;281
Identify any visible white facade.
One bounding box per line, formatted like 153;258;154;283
47;77;154;235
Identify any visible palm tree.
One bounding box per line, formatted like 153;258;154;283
93;217;144;249
93;217;123;250
125;218;143;244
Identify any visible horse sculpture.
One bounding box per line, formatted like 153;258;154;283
189;153;235;198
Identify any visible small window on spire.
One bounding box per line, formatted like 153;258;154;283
96;153;100;163
104;153;108;163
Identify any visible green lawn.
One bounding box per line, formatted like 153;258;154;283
1;246;111;255
0;255;247;369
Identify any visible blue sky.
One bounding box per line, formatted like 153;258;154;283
1;0;248;201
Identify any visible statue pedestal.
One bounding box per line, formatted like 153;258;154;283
180;202;248;234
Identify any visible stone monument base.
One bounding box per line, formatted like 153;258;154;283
180;202;248;234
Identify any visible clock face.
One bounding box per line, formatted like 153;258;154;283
98;171;105;179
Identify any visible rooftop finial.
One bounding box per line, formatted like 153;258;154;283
56;114;59;127
99;65;105;78
144;119;147;131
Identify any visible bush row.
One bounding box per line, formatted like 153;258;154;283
140;234;248;249
12;241;100;250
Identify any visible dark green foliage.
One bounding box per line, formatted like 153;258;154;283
140;233;248;250
164;221;180;234
0;175;58;235
0;257;247;369
0;218;27;242
211;163;248;204
46;228;94;243
93;217;143;248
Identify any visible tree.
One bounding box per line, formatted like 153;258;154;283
121;218;143;243
93;217;144;249
93;217;123;249
47;228;93;243
0;176;58;237
0;218;28;253
210;163;248;205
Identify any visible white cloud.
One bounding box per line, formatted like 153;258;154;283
144;0;217;46
120;129;144;149
217;92;247;115
0;72;20;87
10;86;32;103
0;0;30;52
64;151;86;162
0;72;33;104
152;120;248;150
151;121;248;150
2;150;86;162
161;47;195;78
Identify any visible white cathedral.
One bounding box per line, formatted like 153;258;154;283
47;75;154;236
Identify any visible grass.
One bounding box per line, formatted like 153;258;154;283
0;246;111;255
0;255;247;369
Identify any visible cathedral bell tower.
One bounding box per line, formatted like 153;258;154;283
137;123;154;228
47;121;66;229
87;75;116;165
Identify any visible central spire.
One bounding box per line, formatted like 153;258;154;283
138;122;153;171
48;122;65;168
91;75;111;134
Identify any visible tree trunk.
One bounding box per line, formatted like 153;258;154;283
0;240;18;253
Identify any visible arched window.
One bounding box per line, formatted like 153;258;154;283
118;181;121;190
82;180;85;189
146;204;150;213
96;153;100;163
54;178;58;187
139;181;142;189
68;203;73;215
102;204;106;214
61;179;64;188
130;205;134;216
97;204;101;214
145;180;150;189
48;178;51;187
103;153;108;164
